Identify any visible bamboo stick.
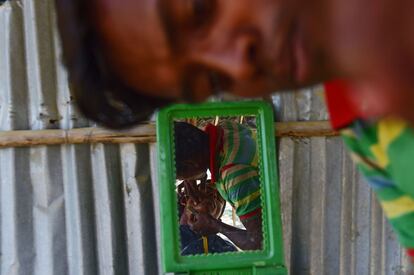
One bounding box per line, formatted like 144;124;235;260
0;121;338;148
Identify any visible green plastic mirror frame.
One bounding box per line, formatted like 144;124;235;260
156;101;287;275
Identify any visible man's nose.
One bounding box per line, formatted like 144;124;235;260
194;30;260;81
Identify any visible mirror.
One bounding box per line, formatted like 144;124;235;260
157;101;286;274
174;116;263;255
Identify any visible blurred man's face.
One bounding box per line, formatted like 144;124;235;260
93;0;414;124
94;0;333;102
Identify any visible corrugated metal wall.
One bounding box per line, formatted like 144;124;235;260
0;1;409;274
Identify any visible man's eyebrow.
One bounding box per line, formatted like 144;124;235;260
157;0;179;52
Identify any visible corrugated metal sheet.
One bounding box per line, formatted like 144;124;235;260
0;1;410;274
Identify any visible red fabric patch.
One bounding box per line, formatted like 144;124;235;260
324;80;360;130
407;248;414;257
239;208;262;220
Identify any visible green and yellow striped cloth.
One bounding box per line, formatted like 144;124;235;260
341;117;414;251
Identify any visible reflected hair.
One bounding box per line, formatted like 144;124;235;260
174;122;209;176
54;0;171;128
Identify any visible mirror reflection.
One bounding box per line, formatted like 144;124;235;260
174;116;263;255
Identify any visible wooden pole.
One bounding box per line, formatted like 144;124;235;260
0;121;338;148
275;121;338;137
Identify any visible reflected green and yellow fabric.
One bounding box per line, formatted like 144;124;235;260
207;121;261;219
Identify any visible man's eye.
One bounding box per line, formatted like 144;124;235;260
187;0;215;28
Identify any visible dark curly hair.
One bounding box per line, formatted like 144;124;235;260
54;0;172;128
174;122;209;177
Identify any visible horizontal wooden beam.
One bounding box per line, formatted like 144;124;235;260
0;121;338;148
275;121;338;137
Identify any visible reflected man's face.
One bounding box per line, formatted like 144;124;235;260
94;0;332;102
184;183;224;220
